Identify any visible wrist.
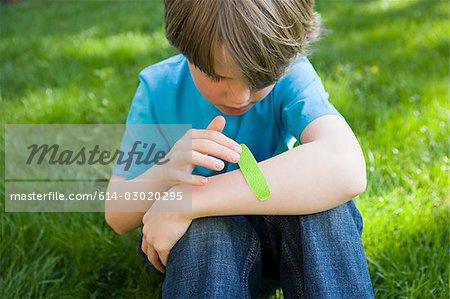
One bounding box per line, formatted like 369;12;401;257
140;163;174;189
191;184;207;219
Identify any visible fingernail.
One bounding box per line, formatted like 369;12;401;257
233;145;242;153
216;161;224;170
232;152;240;162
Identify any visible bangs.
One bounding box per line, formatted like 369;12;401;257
164;0;220;79
164;0;323;89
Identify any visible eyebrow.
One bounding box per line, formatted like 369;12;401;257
214;72;232;79
213;71;274;90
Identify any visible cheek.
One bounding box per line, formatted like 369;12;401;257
252;86;274;102
192;75;227;102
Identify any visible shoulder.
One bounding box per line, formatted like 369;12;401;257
126;54;188;124
274;56;320;91
137;54;187;88
272;55;327;103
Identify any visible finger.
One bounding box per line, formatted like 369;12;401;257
172;174;208;186
146;245;166;273
207;115;226;132
191;151;226;171
191;129;241;153
141;237;148;254
192;139;240;163
142;211;150;224
190;175;208;185
174;151;225;171
158;249;170;267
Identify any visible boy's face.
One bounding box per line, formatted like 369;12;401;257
188;47;274;116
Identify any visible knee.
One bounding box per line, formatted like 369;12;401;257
302;200;364;236
167;215;259;268
163;216;261;298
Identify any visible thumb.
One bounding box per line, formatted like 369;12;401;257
207;115;226;133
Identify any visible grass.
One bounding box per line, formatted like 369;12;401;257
1;0;449;298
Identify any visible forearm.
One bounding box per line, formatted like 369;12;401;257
193;140;366;218
105;164;172;234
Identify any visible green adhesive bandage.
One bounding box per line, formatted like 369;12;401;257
237;144;271;201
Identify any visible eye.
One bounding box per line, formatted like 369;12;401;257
208;74;225;82
252;80;275;92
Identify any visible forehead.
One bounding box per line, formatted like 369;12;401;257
213;45;243;80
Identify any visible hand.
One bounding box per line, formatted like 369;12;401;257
140;185;194;273
162;115;241;186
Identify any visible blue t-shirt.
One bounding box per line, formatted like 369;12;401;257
114;54;345;179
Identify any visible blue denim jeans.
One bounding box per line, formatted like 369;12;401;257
139;200;374;298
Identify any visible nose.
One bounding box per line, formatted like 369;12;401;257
227;81;251;106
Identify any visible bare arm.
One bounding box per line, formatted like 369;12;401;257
139;115;367;271
107;115;366;233
105;164;171;235
191;115;367;218
105;116;242;234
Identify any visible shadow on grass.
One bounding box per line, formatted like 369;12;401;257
0;0;165;38
307;0;448;133
0;0;173;103
321;0;447;31
1;32;177;105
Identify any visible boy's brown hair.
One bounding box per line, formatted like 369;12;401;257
164;0;324;91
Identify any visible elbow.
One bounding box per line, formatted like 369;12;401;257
345;164;367;198
105;177;130;235
334;142;367;198
352;171;367;196
105;212;128;235
332;149;367;199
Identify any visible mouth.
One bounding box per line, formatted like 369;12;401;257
221;104;252;114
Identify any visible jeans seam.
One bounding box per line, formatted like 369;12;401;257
242;230;260;299
356;207;364;236
280;231;304;298
267;216;304;298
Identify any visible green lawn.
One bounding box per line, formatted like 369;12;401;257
1;0;449;298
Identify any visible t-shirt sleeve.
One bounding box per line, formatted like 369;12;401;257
126;73;157;125
278;57;345;142
112;73;169;180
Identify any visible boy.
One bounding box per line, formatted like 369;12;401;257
106;0;374;297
